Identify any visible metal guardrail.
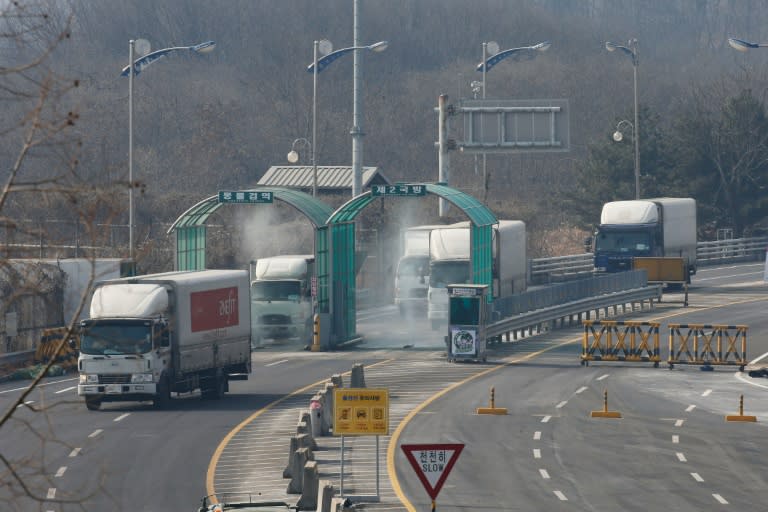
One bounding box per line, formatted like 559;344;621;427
530;236;768;284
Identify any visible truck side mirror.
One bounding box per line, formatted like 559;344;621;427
160;331;170;348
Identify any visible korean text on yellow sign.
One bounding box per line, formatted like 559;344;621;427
333;388;389;436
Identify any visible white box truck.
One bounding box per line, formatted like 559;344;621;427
591;198;697;279
395;224;446;316
250;255;314;347
77;270;251;410
427;220;527;330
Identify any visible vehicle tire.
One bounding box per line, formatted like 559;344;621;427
201;372;226;400
85;397;102;411
153;377;171;409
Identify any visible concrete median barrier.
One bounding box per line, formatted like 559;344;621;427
296;460;319;510
351;363;365;388
287;447;312;494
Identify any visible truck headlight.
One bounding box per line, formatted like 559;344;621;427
79;374;98;384
131;373;154;383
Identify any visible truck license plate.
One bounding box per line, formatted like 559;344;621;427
105;384;122;394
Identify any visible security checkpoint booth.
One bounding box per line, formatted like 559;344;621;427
446;284;489;363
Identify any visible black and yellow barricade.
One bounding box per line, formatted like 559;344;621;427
668;324;748;371
581;320;661;367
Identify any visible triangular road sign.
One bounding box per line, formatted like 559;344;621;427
401;443;465;500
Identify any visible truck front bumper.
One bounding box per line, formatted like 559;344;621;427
78;383;157;397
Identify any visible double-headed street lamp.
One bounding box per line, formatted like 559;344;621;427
121;39;215;262
605;38;640;200
307;40;387;197
728;37;768;52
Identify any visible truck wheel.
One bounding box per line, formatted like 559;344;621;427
153;377;171;409
202;373;226;400
85;397;102;411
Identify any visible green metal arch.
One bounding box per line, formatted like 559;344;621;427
326;184;498;343
167;187;333;272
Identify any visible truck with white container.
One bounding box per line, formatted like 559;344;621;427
77;270;251;410
250;255;314;347
427;220;527;330
395;224;446;316
591;198;697;279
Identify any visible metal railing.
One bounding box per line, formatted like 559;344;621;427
530;236;768;284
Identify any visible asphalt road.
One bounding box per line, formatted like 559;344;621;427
1;262;766;511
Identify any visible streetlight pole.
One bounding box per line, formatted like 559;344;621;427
306;39;387;197
475;40;551;202
312;40;319;198
352;0;363;197
122;39;215;262
606;38;640;200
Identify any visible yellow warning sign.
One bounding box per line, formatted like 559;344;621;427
333;388;389;436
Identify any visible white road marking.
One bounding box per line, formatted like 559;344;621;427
265;359;289;367
68;448;81;458
553;490;568;501
46;488;56;499
672;435;679;444
691;473;704;482
556;401;568;409
702;389;712;397
16;400;34;408
712;494;728;504
597;374;610;381
575;386;588;394
676;452;687;462
685;405;696;412
675;419;685;427
55;386;76;394
114;413;130;422
533;449;541;459
55;467;66;477
533;431;541;440
539;469;550;479
541;415;552;423
88;429;103;438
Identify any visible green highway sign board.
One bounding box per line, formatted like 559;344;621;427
371;184;426;196
218;190;273;204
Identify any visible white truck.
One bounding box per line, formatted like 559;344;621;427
395;224;446;316
77;270;251;410
427;220;527;330
250;255;314;347
591;198;697;279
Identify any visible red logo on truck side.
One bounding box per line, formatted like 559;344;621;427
190;287;239;332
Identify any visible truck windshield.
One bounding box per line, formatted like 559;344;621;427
252;281;301;301
80;323;152;355
430;261;469;288
594;231;651;253
397;256;429;277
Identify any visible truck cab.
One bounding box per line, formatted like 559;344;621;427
592;223;661;272
250;255;314;347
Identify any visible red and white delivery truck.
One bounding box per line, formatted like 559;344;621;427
77;270;251;410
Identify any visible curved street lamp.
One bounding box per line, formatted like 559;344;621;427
287;137;312;164
306;40;388;197
612;120;639;199
606;38;640;199
727;37;768;52
122;39;215;262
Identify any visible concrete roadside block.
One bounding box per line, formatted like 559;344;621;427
297;412;318;450
296;460;319;510
283;436;300;478
284;435;313;478
316;480;334;512
331;374;343;388
351;363;366;388
287;447;312;494
310;394;324;437
323;382;336;432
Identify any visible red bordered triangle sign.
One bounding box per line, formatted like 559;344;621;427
401;443;465;500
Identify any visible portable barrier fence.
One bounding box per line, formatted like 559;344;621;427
581;320;662;367
668;324;748;370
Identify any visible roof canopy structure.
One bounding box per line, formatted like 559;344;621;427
258;166;391;192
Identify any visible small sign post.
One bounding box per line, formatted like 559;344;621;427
401;443;464;511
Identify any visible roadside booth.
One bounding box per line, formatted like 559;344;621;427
446;284;488;363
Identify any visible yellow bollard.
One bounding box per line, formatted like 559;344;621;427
476;386;508;415
725;394;757;422
311;314;321;352
591;389;622;419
